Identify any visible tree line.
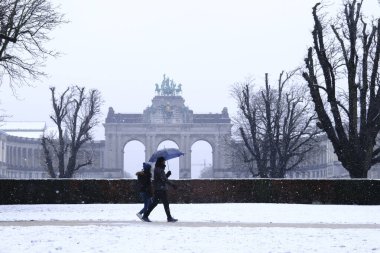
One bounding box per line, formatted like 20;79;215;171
1;0;379;178
232;0;380;179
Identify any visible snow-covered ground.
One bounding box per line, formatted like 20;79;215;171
0;203;379;253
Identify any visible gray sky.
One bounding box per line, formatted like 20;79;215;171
1;0;379;137
1;0;379;177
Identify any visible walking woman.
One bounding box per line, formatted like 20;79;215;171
136;163;153;220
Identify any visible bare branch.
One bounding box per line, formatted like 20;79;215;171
0;0;66;87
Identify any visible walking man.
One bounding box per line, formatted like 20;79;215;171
142;156;178;222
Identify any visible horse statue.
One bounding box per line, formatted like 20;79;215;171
175;84;182;95
155;74;182;96
155;83;161;95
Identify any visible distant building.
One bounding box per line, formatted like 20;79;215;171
0;122;47;179
0;122;107;179
0;78;233;179
228;135;380;179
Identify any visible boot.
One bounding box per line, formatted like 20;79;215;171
141;216;151;222
167;217;178;222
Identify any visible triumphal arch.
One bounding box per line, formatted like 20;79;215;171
103;76;232;178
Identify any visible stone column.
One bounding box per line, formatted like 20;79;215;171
179;134;185;176
27;149;32;167
7;146;10;165
185;135;192;179
179;134;191;179
213;135;231;178
144;134;150;162
23;148;27;167
12;146;14;166
11;146;14;165
15;147;17;166
104;134;112;169
145;134;155;162
212;136;221;177
18;147;22;166
116;134;123;174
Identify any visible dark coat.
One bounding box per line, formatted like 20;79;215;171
136;171;153;196
153;166;174;191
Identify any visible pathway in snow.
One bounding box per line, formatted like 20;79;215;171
1;204;379;252
1;220;379;229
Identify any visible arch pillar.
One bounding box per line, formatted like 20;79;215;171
213;136;220;175
212;135;231;178
116;135;123;170
179;134;191;179
145;134;156;162
104;133;125;177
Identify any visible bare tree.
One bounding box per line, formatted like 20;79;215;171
42;86;102;178
302;1;380;178
0;0;65;87
232;71;319;178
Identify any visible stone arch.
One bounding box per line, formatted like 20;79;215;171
123;139;146;178
191;139;213;178
103;94;232;179
153;137;180;150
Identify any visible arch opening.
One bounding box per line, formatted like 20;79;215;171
191;140;213;179
123;140;145;178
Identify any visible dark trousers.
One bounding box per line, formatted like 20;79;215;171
143;190;172;219
138;192;152;215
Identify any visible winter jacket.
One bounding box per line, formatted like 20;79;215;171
136;171;153;196
153;166;174;191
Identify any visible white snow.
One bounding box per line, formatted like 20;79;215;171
0;203;379;253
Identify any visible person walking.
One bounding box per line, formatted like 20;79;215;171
142;156;178;222
136;162;153;220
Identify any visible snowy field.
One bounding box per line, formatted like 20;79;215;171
0;204;379;253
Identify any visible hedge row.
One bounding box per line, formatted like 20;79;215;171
0;179;379;205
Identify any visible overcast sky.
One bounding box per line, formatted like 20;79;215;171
1;0;380;140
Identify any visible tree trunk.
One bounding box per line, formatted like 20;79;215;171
346;163;369;178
